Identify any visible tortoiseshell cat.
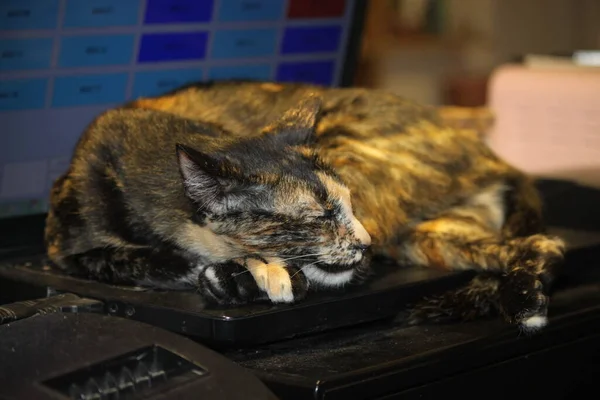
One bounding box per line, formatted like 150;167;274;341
45;81;565;333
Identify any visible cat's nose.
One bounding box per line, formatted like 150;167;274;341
352;244;370;253
349;217;372;248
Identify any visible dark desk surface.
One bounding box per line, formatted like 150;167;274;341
224;245;600;400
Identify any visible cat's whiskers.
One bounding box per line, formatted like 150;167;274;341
289;260;323;279
228;253;326;278
279;252;326;262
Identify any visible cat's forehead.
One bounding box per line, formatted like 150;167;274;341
274;185;322;214
316;172;351;204
273;171;350;215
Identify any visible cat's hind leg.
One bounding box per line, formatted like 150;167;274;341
394;185;565;332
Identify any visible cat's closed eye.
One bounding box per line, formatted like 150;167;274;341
316;207;336;221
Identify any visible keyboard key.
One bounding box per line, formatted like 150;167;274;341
138;32;208;63
211;28;276;59
52;73;128;107
63;0;140;28
218;0;284;22
0;38;53;71
59;35;134;67
209;64;271;80
144;0;213;24
276;60;335;86
287;0;346;19
132;68;204;98
0;0;59;30
0;78;47;111
281;26;342;54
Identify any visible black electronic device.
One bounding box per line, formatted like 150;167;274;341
0;255;473;347
0;312;278;400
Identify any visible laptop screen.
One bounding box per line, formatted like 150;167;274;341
0;0;365;220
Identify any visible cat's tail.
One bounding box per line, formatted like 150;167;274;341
402;274;500;325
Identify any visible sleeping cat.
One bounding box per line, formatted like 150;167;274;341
45;80;565;333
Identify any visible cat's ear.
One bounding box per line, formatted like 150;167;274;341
176;144;238;212
263;96;322;146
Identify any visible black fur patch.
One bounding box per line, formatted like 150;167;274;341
498;269;548;324
91;166;154;246
197;261;262;305
62;244;195;284
286;265;309;300
52;188;83;231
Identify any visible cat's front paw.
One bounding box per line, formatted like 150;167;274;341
498;269;549;334
244;257;308;304
197;261;261;305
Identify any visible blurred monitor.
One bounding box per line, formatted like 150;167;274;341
0;0;366;221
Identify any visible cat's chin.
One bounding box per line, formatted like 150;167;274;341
301;264;356;288
303;256;372;288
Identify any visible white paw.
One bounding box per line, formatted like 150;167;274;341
245;258;294;303
520;315;548;333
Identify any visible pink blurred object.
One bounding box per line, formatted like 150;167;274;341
487;64;600;188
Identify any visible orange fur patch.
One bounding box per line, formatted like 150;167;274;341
132;96;178;112
419;237;448;269
260;83;284;92
176;222;240;262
